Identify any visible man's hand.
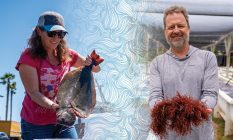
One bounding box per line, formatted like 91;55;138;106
206;108;213;114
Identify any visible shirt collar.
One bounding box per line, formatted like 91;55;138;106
166;45;198;60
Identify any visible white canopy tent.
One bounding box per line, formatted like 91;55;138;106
136;0;233;48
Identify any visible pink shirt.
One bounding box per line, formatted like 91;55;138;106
16;48;78;125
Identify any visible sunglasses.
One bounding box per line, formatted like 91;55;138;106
46;31;67;39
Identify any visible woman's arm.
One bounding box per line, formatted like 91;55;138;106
18;64;58;110
73;54;101;72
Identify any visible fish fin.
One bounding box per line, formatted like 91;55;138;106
90;50;104;66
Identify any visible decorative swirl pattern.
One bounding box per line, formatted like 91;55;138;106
65;0;157;139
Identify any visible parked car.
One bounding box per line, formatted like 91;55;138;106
0;132;9;140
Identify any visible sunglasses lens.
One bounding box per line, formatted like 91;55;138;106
47;31;67;38
59;32;67;38
47;31;55;37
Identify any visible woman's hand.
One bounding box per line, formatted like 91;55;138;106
50;103;59;111
83;55;101;72
83;55;92;66
68;102;87;118
70;108;87;118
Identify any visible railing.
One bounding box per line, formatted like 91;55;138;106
214;90;233;136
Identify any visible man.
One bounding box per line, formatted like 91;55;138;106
148;5;218;140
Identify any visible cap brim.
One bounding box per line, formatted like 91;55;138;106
43;25;66;32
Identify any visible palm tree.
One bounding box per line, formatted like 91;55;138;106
0;73;16;121
9;82;16;121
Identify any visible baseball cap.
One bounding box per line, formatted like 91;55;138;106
37;11;67;32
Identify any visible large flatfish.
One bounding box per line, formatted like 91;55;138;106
56;50;104;126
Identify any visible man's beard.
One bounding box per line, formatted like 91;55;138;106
166;35;189;49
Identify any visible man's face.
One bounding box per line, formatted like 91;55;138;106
164;12;190;49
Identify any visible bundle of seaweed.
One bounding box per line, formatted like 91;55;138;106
150;93;209;139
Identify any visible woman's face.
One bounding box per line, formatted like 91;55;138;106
37;28;66;52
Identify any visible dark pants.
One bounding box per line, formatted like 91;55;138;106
21;119;78;140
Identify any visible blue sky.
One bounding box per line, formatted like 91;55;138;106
0;1;75;122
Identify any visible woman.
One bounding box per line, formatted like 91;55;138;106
16;11;100;139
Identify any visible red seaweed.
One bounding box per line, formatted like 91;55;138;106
150;93;209;139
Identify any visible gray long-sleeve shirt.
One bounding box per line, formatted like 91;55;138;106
149;46;219;140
